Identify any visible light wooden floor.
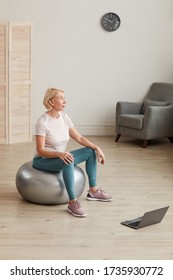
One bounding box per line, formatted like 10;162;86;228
0;136;173;260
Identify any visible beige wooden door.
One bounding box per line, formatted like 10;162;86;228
0;21;32;144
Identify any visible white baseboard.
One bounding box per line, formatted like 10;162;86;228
32;124;115;136
74;125;115;136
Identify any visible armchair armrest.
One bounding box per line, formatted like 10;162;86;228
116;101;143;115
143;105;173;138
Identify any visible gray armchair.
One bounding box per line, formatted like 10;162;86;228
115;82;173;148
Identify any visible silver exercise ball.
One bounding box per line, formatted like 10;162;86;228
16;161;86;205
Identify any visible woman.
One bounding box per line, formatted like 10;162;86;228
32;88;113;217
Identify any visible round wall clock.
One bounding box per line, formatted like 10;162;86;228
101;12;121;32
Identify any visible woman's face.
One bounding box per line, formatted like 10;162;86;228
50;91;66;111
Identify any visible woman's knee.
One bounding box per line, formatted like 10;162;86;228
86;147;96;157
63;161;74;171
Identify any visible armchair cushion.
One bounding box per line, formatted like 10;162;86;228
118;114;144;130
141;99;169;114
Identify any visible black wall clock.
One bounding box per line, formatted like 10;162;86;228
101;12;121;32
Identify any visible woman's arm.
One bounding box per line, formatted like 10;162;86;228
35;135;74;164
69;127;105;164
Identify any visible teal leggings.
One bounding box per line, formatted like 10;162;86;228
32;147;97;200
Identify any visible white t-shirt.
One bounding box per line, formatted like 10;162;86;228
34;112;74;156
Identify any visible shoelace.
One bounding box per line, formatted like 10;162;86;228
95;187;105;193
73;200;81;209
89;188;105;197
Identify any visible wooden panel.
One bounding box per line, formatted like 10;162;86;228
0;86;7;143
0;23;8;144
0;23;7;82
10;84;31;143
10;23;31;82
8;22;32;144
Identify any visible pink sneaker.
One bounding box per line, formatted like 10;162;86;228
87;188;113;202
67;200;86;217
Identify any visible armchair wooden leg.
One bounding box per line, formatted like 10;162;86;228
168;137;173;143
115;134;121;142
142;140;148;148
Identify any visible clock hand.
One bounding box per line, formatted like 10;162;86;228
111;18;118;23
104;18;112;23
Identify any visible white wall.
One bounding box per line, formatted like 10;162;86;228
1;0;173;135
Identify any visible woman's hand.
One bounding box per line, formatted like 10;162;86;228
95;147;105;165
58;152;74;164
69;127;105;164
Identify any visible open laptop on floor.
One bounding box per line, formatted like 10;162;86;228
121;206;169;229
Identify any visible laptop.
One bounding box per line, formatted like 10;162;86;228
121;206;169;229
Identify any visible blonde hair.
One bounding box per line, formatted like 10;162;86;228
43;88;64;110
